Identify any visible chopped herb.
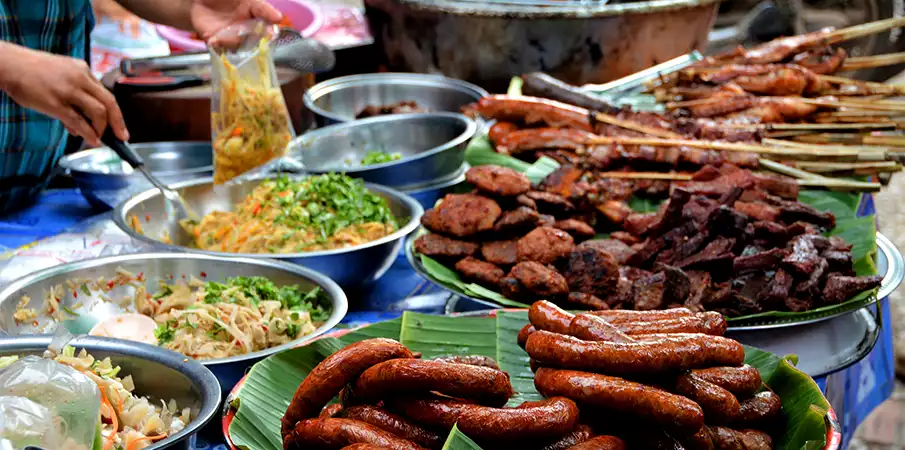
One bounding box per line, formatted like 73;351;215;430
207;323;226;341
286;322;301;338
154;320;177;344
80;284;91;297
360;151;402;166
61;305;79;316
152;284;173;299
184;317;198;329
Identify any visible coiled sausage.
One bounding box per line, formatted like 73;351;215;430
320;404;344;419
526;330;745;375
352;359;514;407
282;338;415;436
284;418;425;450
534;368;705;434
337;405;442;449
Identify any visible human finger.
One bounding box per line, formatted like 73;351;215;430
60;107;101;146
82;74;130;141
70;90;107;139
248;0;283;24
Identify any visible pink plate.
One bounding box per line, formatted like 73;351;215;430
221;310;843;450
157;0;323;53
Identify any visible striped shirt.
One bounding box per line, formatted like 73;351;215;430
0;0;94;214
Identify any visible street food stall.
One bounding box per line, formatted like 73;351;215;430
2;1;905;449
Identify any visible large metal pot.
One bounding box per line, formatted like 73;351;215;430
364;0;720;91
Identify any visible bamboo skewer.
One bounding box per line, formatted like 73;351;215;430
586;136;861;159
786;160;902;174
593;112;683;139
840;51;905;71
825;17;905;45
758;159;883;191
721;122;898;131
800;98;905;112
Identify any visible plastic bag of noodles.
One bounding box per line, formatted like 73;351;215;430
209;19;296;184
0;356;100;450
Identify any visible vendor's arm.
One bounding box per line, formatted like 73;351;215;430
114;0;282;40
0;42;128;147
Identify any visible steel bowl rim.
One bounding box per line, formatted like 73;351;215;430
0;252;349;366
59;142;214;179
366;0;722;18
293;112;476;174
303;72;489;123
112;176;425;259
0;333;222;450
401;163;468;194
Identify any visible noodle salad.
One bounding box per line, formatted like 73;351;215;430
182;174;399;254
15;270;332;360
211;37;293;184
0;347;190;450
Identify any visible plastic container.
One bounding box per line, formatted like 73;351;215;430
156;0;324;53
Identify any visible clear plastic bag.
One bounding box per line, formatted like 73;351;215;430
209;20;296;184
0;356;100;450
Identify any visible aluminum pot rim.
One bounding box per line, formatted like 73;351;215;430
112;176;425;259
0;333;222;450
400;163;468;194
0;252;349;366
59;142;214;179
364;0;721;18
303;73;488;124
292;112;476;174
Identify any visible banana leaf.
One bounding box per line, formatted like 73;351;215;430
228;311;832;450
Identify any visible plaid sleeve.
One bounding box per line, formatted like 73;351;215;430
0;0;94;214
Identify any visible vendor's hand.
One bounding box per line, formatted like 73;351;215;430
0;44;129;147
191;0;283;41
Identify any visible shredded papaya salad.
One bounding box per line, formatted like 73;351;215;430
0;347;190;450
181;174;399;254
210;37;293;184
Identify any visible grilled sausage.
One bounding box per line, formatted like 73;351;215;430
569;313;636;343
282;339;415;436
518;324;536;349
529;300;575;334
352;359;513;407
473;95;594;132
674;373;741;424
534;368;705;434
611;314;727;336
680;426;715;450
708;427;773;450
389;397;579;442
320;404;344;419
284;418;426;450
521;72;619;114
337;406;442;449
341;445;392;450
431;355;500;370
542;424;595;450
567;436;627;450
526;330;745;375
691;366;763;398
734;391;782;427
589;308;695;322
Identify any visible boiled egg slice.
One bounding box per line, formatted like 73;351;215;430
89;313;159;346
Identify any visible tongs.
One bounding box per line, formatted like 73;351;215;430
581;51;704;97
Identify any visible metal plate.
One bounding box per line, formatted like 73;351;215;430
406;229;905;331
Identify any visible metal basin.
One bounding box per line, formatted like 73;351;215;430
0;335;220;450
59;142;213;210
292;113;476;189
364;0;720;91
304;73;488;126
0;253;348;394
400;163;468;210
112;178;424;288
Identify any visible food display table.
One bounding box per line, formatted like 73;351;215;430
0;188;896;450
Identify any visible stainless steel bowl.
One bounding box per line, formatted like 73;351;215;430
112;177;424;288
0;252;348;393
59;142;213;209
303;73;488;126
0;334;220;450
292;113;476;189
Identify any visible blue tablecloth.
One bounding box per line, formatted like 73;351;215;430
0;189;896;450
